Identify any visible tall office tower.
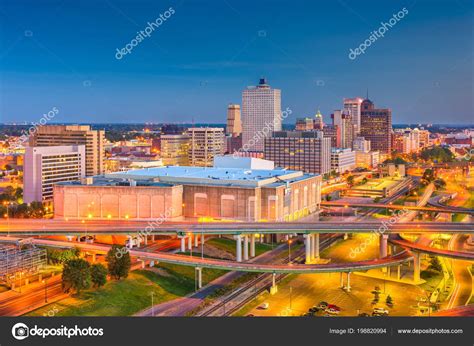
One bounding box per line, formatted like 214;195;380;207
360;98;392;154
331;110;355;148
313;110;324;130
353;136;371;152
226;104;242;136
242;78;282;152
187;127;225;167
29;125;104;176
264;131;331;175
322;125;339;148
343;97;364;134
160;134;190;166
24;145;85;203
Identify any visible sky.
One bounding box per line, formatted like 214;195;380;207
0;0;473;125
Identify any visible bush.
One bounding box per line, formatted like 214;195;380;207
91;263;108;288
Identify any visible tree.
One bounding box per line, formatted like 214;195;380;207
91;263;108;287
62;258;91;294
428;256;442;272
346;175;355;187
106;245;131;280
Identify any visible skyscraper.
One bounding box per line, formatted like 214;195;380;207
160;134;190;166
242;78;281;152
343;97;364;134
360;99;392;154
226;104;242;136
187;127;225;167
29;125;104;176
331;110;355;148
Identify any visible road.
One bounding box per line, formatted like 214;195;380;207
0;275;66;316
137;240;295;316
446;234;473;309
1;219;473;235
0;236;413;274
321;201;474;214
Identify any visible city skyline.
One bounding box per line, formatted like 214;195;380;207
0;0;473;124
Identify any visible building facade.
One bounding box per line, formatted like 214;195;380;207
187;127;225;167
331;110;355;148
242;78;281;152
24;145;85;203
343;97;364;134
29;125;104;177
331;148;356;173
264;131;331;175
160;134;190;166
226;104;242;136
54;158;322;223
360;99;392;154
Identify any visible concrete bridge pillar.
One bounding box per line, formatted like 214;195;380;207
194;233;199;247
270;272;278;295
188;234;192;251
236;235;242;262
143;235;148;246
243;235;249;261
340;272;344;288
304;234;312;264
379;234;388;258
196;267;202;289
413;252;421;283
313;233;320;260
346;272;351;292
180;237;186;252
397;265;401;280
201;234;205;245
250;234;256;258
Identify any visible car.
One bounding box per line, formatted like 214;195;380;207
317;301;329;309
309;306;318;313
325;307;340;315
358;312;370;317
372;307;389;316
257;303;269;310
327;304;341;311
245;314;255;317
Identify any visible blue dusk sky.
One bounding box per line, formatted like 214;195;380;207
0;0;472;124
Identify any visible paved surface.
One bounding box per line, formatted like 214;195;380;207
322;201;474;214
1;220;473;235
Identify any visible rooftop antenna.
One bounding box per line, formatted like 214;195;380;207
366;88;369;100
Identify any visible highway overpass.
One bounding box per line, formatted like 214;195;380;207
0;220;473;236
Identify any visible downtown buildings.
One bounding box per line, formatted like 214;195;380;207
187;127;225;167
264;131;331;175
29;125;105;176
53;156;322;222
360;98;392;154
24;145;85;203
242;78;282;152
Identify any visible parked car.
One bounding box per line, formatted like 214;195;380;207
358;312;370;317
257;303;270;310
325;307;340;315
372;307;389;316
317;301;329;310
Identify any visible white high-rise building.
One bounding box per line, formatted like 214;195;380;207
24;145;85;203
242;78;281;152
343;97;364;135
353;136;371;152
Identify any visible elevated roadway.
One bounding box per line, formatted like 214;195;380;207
0;237;412;274
0;220;473;236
